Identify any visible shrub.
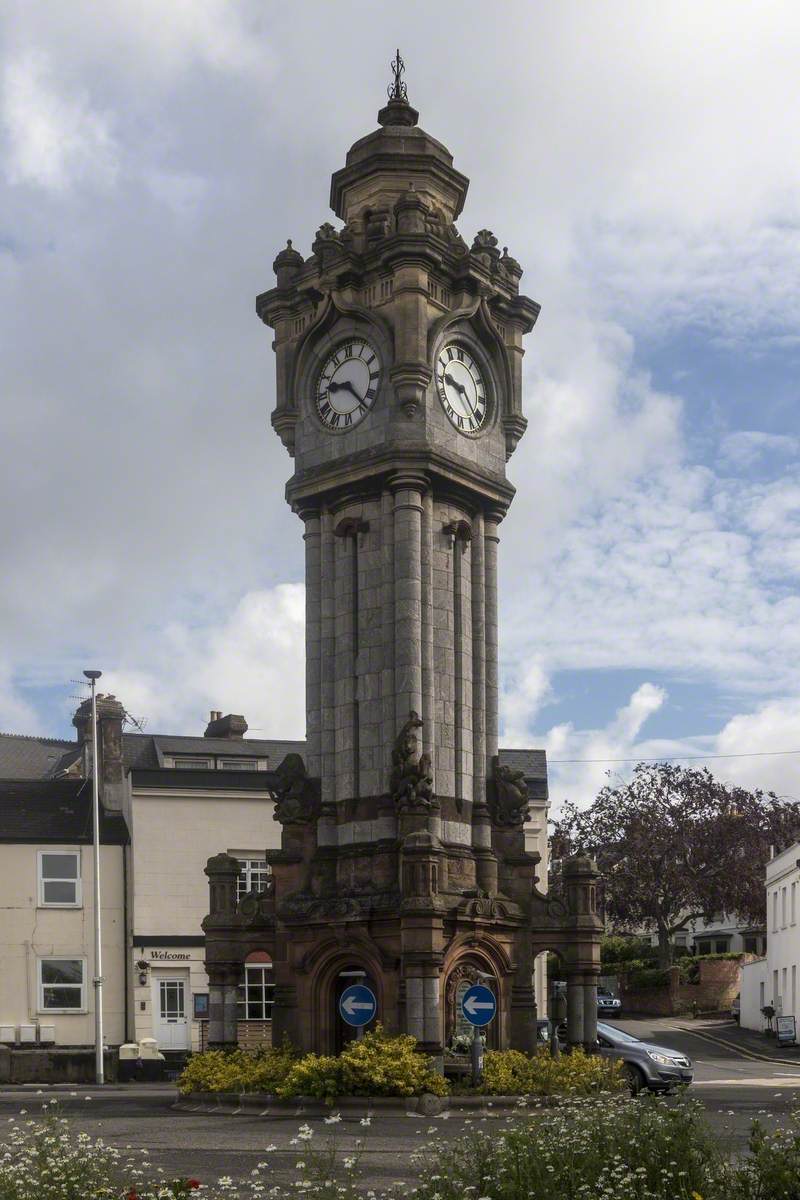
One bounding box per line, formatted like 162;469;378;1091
601;935;657;966
279;1026;448;1100
412;1094;722;1200
481;1046;624;1096
626;965;671;990
176;1038;297;1095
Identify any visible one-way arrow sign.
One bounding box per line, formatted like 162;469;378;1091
461;984;496;1027
339;983;377;1027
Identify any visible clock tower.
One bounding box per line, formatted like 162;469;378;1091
203;56;602;1058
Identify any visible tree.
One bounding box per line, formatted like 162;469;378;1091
553;762;800;968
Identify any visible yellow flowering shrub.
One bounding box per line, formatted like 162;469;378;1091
279;1027;449;1100
481;1046;624;1096
176;1040;297;1095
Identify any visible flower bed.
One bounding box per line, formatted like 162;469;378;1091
480;1046;624;1095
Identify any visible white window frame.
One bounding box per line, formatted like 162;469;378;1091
235;857;271;900
219;758;259;771
38;957;86;1013
172;756;214;769
237;962;274;1021
37;849;82;908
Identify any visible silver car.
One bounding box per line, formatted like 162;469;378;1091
596;1021;693;1093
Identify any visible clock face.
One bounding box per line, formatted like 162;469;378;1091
315;338;380;431
435;344;488;433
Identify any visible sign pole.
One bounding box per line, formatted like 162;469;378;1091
471;1023;482;1086
84;669;104;1086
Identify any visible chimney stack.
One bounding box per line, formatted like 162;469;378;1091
204;711;248;740
73;693;126;813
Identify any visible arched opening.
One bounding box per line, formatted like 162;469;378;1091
332;964;378;1053
443;955;502;1052
236;950;274;1052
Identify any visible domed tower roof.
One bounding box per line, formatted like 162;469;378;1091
329;50;469;225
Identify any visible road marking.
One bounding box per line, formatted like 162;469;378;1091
693;1078;800;1087
672;1026;800;1065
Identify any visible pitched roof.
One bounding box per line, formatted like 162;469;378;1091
498;748;548;779
122;733;306;770
0;734;81;780
0;779;129;844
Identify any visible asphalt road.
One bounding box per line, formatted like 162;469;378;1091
1;1019;798;1193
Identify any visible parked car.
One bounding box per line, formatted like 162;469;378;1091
731;994;741;1023
597;987;622;1016
595;1021;694;1094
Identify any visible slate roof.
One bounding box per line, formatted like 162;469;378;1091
498;748;548;780
0;734;81;780
123;734;306;771
0;779;129;844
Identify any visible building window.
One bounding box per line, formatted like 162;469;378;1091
792;882;797;925
39;959;85;1011
773;891;779;931
219;759;259;771
782;887;788;927
236;859;271;899
237;963;274;1020
38;851;81;907
744;935;760;954
173;757;213;769
714;939;730;954
697;940;712;955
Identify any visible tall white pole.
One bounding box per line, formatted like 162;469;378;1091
84;669;104;1086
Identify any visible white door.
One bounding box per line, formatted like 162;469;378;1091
152;971;190;1050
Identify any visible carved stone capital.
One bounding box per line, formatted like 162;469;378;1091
389;362;432;418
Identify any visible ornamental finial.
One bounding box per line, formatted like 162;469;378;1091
388;48;408;102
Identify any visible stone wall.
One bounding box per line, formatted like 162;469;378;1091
621;955;754;1016
0;1046;118;1084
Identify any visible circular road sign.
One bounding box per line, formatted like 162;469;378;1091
339;983;377;1027
461;984;496;1027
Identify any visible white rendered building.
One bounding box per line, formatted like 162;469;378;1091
740;842;800;1032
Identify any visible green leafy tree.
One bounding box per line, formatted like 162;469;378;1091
553;762;800;967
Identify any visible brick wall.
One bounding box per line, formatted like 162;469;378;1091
621;955;755;1016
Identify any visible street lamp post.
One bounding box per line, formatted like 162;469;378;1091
84;668;104;1086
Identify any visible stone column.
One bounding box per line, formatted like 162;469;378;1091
483;509;503;767
421;491;436;772
223;977;239;1046
391;474;426;725
583;978;598;1048
471;510;486;808
566;975;584;1047
379;489;395;787
207;976;226;1048
320;510;336;806
302;509;322;778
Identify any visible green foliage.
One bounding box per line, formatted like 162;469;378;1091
412;1094;721;1200
279;1026;448;1100
626;965;671;990
601;934;656;966
480;1046;624;1096
178;1027;447;1101
0;1102;219;1198
176;1037;297;1095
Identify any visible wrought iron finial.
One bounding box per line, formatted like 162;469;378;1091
388;48;408;102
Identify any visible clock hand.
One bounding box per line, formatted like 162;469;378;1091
444;373;470;402
328;379;362;401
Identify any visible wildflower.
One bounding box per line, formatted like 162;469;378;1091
360;1115;372;1126
324;1112;342;1124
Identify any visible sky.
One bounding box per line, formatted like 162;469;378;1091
1;0;799;813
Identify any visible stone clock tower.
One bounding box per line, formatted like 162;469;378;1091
203;57;601;1057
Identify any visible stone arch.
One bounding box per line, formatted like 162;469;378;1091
305;937;390;1055
441;934;512;1050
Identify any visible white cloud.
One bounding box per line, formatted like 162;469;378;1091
2;50;118;190
97;585;306;738
720;432;800;470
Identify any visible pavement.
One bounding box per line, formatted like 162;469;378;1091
1;1019;799;1192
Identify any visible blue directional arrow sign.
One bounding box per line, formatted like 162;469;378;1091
339;983;377;1027
461;984;496;1027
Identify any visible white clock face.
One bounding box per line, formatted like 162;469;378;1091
315;339;380;431
435;344;488;433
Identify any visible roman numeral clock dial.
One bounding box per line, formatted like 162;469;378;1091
435;344;488;433
315;339;380;431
